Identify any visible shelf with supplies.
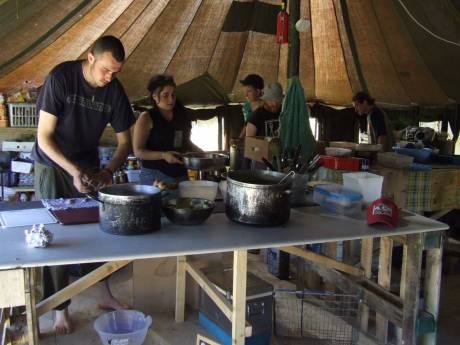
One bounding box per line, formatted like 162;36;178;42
0;126;118;146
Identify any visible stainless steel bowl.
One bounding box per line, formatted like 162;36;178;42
163;198;215;226
182;152;228;170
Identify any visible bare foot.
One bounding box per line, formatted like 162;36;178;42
98;296;131;311
53;309;73;334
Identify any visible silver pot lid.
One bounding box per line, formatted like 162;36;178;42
98;183;161;203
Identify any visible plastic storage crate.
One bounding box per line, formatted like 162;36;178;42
7;103;38;127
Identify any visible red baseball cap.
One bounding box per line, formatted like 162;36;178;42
367;197;399;228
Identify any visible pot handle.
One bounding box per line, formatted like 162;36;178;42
85;192;103;203
277;190;292;198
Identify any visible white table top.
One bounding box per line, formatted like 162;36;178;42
0;206;448;270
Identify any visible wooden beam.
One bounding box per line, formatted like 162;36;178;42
360;238;373;333
302;258;403;326
0;270;25;308
422;238;443;345
24;268;38;345
376;237;393;343
185;261;252;338
175;256;186;323
232;250;247;345
402;233;423;345
1;307;12;345
280;246;364;277
36;260;131;316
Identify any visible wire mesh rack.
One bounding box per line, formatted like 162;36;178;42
274;289;361;345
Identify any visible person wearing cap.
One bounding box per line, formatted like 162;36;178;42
238;74;265;139
353;91;395;152
133;74;220;185
246;82;283;137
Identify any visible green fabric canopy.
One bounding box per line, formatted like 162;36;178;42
279;77;316;160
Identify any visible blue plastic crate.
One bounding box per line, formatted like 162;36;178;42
394;147;432;163
199;312;271;345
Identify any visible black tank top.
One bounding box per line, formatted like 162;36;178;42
141;107;191;178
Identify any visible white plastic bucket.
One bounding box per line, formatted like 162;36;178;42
94;310;152;345
342;172;383;206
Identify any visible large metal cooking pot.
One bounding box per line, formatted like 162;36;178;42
96;184;162;235
225;170;292;226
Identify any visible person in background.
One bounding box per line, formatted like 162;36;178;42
133;74;217;185
353;91;395;152
238;74;264;139
32;35;135;334
246;82;283;137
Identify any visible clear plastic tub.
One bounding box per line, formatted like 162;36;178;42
125;169;141;183
94;310;152;345
313;184;363;216
342;172;383;206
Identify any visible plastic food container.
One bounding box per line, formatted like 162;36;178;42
377;152;413;169
179;180;218;201
325;147;353;157
125;169;141;183
313;184;363;216
320;155;363;171
342;172;383;206
93;310;152;345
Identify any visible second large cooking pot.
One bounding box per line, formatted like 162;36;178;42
225;170;292;226
97;184;161;235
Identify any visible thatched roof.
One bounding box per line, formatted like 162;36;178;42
0;0;459;107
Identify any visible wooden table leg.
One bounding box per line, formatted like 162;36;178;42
175;256;187;323
402;233;423;345
359;238;373;333
376;237;393;343
232;250;247;345
24;268;39;345
422;234;443;345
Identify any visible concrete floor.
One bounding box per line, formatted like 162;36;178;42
33;258;460;345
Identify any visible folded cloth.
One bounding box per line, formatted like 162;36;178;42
41;197;98;211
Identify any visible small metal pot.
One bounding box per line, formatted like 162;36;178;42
225;170;292;226
97;184;162;235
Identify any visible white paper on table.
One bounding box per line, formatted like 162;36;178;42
0;208;57;228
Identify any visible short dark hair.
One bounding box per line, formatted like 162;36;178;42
353;91;375;105
240;74;264;90
91;35;125;62
147;74;176;107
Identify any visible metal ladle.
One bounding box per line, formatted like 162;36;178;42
278;170;295;184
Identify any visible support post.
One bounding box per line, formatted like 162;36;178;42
402;233;424;345
287;0;300;78
422;233;443;345
360;238;373;333
175;256;187;323
232;250;247;345
376;237;393;343
24;268;38;345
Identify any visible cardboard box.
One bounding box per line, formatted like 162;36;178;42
2;141;35;152
244;136;281;163
11;160;33;174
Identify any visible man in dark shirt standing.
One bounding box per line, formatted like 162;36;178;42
353;91;394;152
246;82;283;137
32;36;135;334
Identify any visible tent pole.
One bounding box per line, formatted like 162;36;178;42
287;0;301;78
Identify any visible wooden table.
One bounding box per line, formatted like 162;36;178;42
0;205;448;345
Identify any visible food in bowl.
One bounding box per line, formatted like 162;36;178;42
163;198;215;225
178;180;218;201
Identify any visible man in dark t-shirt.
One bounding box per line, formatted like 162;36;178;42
246;82;283;137
32;36;135;334
353;91;394;152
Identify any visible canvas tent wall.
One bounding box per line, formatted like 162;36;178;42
0;0;459;110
